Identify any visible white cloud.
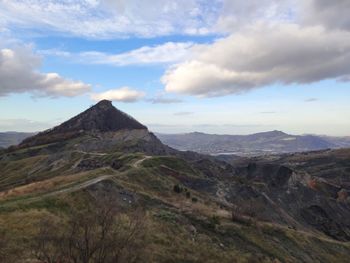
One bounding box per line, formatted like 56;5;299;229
91;87;145;102
147;96;183;104
0;0;216;38
215;0;294;32
300;0;350;31
214;0;350;33
76;42;194;65
1;0;349;39
174;111;193;116
163;24;350;97
0;47;91;97
338;75;350;82
304;98;318;102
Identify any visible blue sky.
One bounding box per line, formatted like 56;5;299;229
0;0;349;136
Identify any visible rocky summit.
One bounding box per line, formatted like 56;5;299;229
51;99;147;133
18;100;148;148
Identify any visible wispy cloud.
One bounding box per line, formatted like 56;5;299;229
260;111;276;114
1;0;349;39
337;75;350;82
147;96;183;104
0;0;215;38
174;112;194;116
41;42;194;66
304;98;318;102
90;87;145;102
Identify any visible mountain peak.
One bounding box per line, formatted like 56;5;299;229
54;100;147;133
19;100;147;147
94;99;113;108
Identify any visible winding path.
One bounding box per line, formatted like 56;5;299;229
0;155;153;207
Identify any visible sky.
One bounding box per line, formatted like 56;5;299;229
0;0;349;136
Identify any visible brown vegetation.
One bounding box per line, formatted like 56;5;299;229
231;199;266;225
31;200;148;263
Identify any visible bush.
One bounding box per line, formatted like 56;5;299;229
32;199;148;263
191;197;198;203
210;215;220;226
206;215;220;230
173;184;183;193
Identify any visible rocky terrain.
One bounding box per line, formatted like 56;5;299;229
157;131;350;156
217;148;350;241
1;101;350;262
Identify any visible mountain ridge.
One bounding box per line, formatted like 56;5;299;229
156;130;350;155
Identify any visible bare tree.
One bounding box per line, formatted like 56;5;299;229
32;200;148;263
0;228;8;262
32;217;66;263
0;227;21;263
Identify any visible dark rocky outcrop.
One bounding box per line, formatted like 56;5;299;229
300;205;350;241
50;100;146;133
77;158;104;170
19;100;147;148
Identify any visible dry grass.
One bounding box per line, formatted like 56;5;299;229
0;169;109;200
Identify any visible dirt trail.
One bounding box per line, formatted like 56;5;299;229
73;150;107;156
0;155;153;207
132;156;152;168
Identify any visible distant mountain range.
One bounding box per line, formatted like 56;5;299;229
1;128;349;155
156;131;350;156
0;132;35;149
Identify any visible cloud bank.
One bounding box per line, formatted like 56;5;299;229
300;0;350;31
0;47;91;97
2;0;350;100
163;24;350;97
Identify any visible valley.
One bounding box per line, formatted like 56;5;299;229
157;131;350;156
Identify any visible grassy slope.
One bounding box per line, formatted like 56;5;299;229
1;146;350;262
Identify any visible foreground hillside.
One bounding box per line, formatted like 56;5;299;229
1;101;350;262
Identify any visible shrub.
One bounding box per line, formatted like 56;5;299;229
32;199;148;263
210;215;220;226
191;197;198;203
173;184;183;193
206;215;220;230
